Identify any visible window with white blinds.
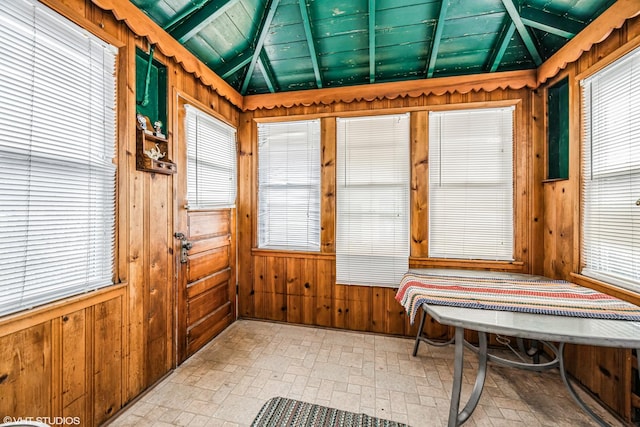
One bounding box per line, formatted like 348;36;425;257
336;114;410;287
185;105;237;208
0;0;117;317
258;120;320;251
429;107;514;260
581;46;640;292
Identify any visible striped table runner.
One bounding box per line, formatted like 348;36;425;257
396;273;640;324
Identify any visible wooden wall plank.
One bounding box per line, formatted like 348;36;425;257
61;310;87;419
321;117;336;253
93;298;122;425
0;322;51;418
410;111;429;257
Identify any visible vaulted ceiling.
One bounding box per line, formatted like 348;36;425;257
130;0;616;95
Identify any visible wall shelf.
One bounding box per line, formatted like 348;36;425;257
136;123;176;175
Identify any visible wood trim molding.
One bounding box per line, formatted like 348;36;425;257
570;273;640;306
0;283;127;338
409;257;526;271
90;0;243;109
537;0;640;85
251;248;336;260
243;70;537;111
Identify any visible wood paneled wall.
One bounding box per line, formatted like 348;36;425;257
237;88;542;338
0;1;240;425
535;15;640;423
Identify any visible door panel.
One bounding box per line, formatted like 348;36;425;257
177;208;235;362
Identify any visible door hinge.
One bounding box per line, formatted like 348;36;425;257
236;284;239;295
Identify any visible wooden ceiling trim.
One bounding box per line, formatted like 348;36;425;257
537;0;640;85
242;69;537;111
91;0;244;108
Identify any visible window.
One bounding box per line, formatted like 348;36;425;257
185;105;237;208
336;114;410;286
429;107;514;260
0;0;117;317
581;46;640;291
258;120;320;251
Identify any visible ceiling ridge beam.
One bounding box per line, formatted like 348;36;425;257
487;19;516;72
258;52;278;93
500;0;542;65
298;0;323;88
241;0;281;95
426;0;450;78
169;0;238;43
520;7;583;39
369;0;376;83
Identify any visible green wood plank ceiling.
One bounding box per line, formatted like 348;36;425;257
130;0;617;95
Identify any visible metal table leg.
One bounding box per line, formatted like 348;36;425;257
448;327;488;427
413;305;455;357
558;342;608;427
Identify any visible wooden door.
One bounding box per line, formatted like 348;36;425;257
175;209;236;362
174;96;237;363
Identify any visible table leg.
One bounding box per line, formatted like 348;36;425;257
558;342;608;427
448;327;488;427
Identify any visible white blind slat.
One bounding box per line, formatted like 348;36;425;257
428;107;514;261
336;114;410;287
258;119;321;252
582;47;640;292
185;105;237;209
0;0;117;317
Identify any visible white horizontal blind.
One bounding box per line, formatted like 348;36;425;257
581;46;640;291
429;108;514;260
185;105;237;208
336;114;409;287
0;0;117;316
258;120;320;251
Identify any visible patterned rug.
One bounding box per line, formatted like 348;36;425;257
251;397;410;427
396;272;640;324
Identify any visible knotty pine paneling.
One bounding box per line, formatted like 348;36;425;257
239;88;541;339
535;15;640;423
0;0;241;426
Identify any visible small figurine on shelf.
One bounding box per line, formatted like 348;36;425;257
153;120;165;138
144;143;165;161
136;113;147;131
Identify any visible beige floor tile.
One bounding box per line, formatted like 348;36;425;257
107;320;626;427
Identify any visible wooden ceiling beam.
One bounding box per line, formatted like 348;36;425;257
241;0;281;95
520;6;583;39
369;0;376;83
169;0;238;43
258;52;278;93
426;0;449;78
487;20;516;72
298;0;323;88
500;0;542;66
217;55;252;79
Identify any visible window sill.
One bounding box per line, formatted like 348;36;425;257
409;257;525;272
251;248;335;260
0;282;127;337
570;273;640;306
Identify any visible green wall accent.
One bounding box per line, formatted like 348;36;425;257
547;77;569;180
135;48;167;127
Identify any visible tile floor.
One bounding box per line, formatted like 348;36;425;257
108;320;625;427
